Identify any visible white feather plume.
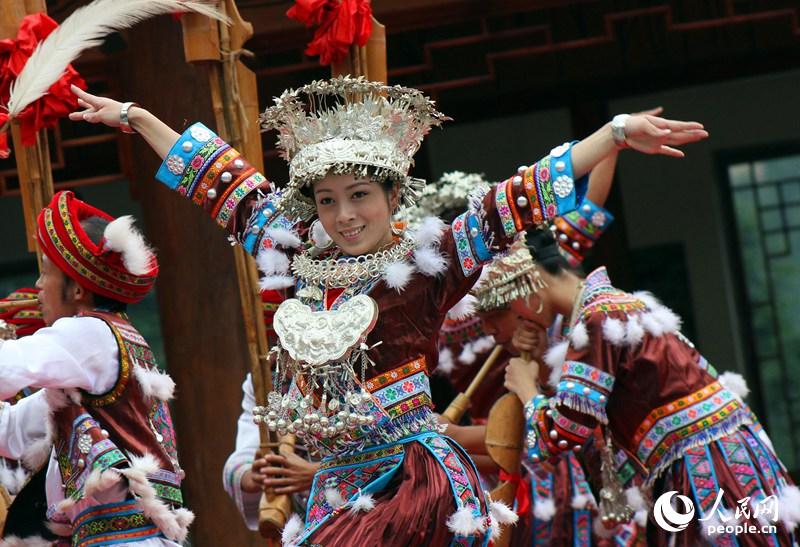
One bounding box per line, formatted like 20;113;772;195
6;0;230;118
103;215;154;275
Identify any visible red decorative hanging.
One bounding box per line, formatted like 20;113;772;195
0;13;86;158
287;0;373;66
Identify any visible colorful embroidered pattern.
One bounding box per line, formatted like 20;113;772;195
306;449;405;527
57;414;128;499
72;500;164;547
495;180;517;237
531;467;554;543
554;361;614;424
576;268;646;321
633;381;743;467
80;316;132;407
365;358;432;420
534;156;558;220
179;137;229;197
43;211;142;302
420;436;483;522
191;144;236;204
466;213;491;262
684;445;739;547
551;407;594;441
522;166;544;224
452;213;479;276
214;172;265;227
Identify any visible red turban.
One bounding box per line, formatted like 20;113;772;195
36;191;158;304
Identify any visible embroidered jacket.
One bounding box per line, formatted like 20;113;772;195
50;311;189;544
525;267;751;486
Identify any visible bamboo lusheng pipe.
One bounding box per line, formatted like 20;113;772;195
0;298;39;311
485;350;534;547
441;345;504;424
180;2;291;542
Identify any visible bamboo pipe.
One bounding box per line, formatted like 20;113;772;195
0;298;39;311
441;345;504;424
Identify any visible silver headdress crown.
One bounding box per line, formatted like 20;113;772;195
472;236;549;311
399;170;491;226
259;76;450;221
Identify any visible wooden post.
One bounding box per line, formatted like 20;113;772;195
331;18;387;84
180;3;289;543
0;0;54;270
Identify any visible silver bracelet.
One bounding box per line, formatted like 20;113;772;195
119;102;140;134
610;113;630;148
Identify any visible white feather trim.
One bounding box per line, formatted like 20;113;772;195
446;294;477;320
592;517;616;539
625;315;645;347
437;347;455;376
489;500;518;525
267;228;302;249
0;536;54;547
118;452;192;542
383;261;415;292
640;312;664;336
458;344;476;365
571;493;593;510
174;507;196;530
718;371;750;400
102;216;155;276
414;216;447;248
134;365;175;401
413;247;447;277
310;221;332;249
632;291;661;311
256;248;290;276
778;485;800;531
349;493;376;513
651;306;682;334
570;321;589;350
634;510;648;527
624;487;648;512
83;467;121;498
324;488;346;508
281;513;304;546
533;497;556;521
446;506;486;536
7;0;229;118
259;275;295;291
544;340;569;389
488;501;518;541
472;335;496;354
602;317;626;346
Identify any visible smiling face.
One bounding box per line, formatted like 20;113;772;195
313;173;400;256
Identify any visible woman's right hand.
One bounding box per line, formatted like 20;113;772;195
511;320;547;359
68;85;126;128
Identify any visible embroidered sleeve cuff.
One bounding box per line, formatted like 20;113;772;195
555;198;614;267
223;459;261;531
552;361;614;424
452;211;492;276
156;123;224;191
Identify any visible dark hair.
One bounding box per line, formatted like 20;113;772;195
65;216;128;313
525;228;572;276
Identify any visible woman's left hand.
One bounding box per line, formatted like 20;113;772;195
261;452;320;494
504;357;539;404
623;114;708;157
